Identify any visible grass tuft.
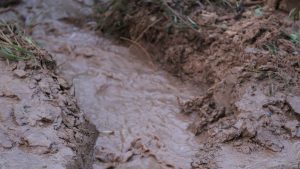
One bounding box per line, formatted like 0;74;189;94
0;21;55;69
0;22;35;61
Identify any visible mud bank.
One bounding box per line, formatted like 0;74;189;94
0;6;98;169
97;0;300;168
0;38;98;169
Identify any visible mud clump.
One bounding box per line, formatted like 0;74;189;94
0;23;98;169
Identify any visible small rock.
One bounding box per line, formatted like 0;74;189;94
13;69;27;78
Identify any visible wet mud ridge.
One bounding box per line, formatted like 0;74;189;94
0;27;98;169
95;0;300;168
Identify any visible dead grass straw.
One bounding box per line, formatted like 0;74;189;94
0;21;55;68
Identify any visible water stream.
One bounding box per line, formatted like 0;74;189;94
8;0;202;168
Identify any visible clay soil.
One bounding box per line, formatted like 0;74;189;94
1;0;300;168
96;0;300;168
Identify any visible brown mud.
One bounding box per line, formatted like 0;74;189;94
96;0;300;168
1;0;300;169
2;0;201;169
0;22;98;168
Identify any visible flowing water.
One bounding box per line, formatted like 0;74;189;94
47;29;200;169
6;0;201;168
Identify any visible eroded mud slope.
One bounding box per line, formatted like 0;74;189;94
0;22;98;169
97;0;300;168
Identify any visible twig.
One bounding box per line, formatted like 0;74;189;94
134;17;163;42
120;36;152;60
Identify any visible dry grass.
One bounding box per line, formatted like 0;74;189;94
0;22;55;68
95;0;202;36
0;22;34;61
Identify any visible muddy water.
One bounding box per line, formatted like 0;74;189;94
48;30;200;169
50;31;200;169
8;0;200;168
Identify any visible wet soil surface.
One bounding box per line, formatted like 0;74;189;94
1;0;203;168
49;32;201;168
96;0;300;168
1;0;300;169
0;30;97;169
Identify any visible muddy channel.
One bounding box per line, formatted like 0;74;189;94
1;0;300;169
1;0;202;168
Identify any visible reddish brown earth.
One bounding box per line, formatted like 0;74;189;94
1;0;300;169
96;0;300;168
